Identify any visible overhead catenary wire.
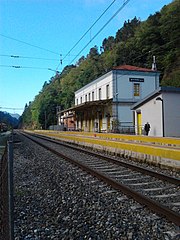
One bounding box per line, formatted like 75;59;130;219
1;0;125;71
0;107;24;110
69;0;131;65
0;33;61;56
0;64;58;72
0;54;60;61
1;0;174;74
131;38;179;63
61;0;117;64
56;0;118;71
0;38;176;73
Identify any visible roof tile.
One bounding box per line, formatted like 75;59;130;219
113;65;156;72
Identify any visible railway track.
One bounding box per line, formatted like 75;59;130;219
19;131;180;226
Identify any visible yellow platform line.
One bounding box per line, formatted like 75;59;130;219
34;130;180;148
32;131;180;161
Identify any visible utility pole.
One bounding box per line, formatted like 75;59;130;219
45;111;47;130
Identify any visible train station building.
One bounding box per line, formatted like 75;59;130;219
57;65;160;133
131;86;180;137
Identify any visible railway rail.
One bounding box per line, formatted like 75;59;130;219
19;131;180;226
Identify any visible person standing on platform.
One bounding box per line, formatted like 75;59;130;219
144;122;150;136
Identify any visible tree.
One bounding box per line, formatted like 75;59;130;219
21;1;180;129
116;17;140;43
102;36;115;51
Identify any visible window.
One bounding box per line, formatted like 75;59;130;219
134;83;140;96
76;98;78;105
106;84;109;99
80;97;82;104
89;93;91;101
99;88;102;100
92;91;94;101
85;94;87;102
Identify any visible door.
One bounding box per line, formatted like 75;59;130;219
137;112;142;135
99;114;102;132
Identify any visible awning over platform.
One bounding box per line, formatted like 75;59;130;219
58;99;113;114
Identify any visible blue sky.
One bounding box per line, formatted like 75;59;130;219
0;0;172;115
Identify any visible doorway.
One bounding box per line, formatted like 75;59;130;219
137;111;142;135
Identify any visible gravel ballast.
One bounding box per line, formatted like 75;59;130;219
13;134;180;239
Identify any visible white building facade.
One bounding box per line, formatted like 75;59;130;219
74;65;160;132
131;87;180;137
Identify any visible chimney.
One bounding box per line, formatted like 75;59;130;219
152;55;157;71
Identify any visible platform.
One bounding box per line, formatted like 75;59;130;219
25;130;180;170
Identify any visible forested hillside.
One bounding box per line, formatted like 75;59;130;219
21;0;180;129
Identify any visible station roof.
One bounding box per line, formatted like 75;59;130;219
58;99;113;114
113;65;159;73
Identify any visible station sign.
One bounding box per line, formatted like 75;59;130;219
129;78;144;82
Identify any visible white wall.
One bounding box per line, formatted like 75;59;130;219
141;97;162;136
75;72;113;104
134;92;180;137
163;92;180;137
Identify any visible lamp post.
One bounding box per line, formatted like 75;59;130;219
156;97;165;137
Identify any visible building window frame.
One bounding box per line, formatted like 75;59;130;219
134;83;140;97
92;91;94;101
106;84;109;99
99;88;102;100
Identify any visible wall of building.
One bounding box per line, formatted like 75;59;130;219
74;68;160;132
113;71;159;102
117;105;133;126
163;92;180;137
134;92;180;137
112;70;159;127
139;96;162;137
75;72;113;104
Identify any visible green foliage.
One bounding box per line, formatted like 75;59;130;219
20;103;33;128
102;36;115;51
115;17;141;43
21;0;180;129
